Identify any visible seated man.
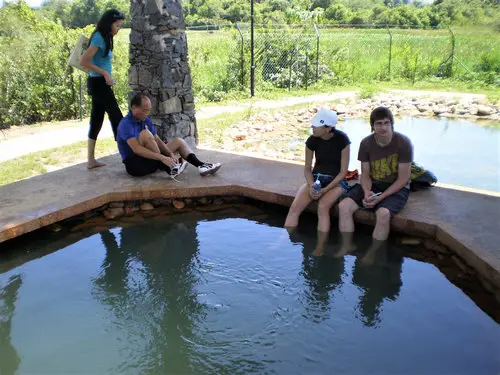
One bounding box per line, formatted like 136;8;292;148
117;93;221;178
337;106;413;259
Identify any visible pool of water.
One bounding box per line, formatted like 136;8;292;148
334;117;500;192
0;208;499;374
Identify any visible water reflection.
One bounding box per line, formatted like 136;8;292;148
289;227;404;328
0;274;22;375
352;244;404;328
301;254;346;323
93;223;206;374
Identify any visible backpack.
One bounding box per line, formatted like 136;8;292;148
410;162;437;191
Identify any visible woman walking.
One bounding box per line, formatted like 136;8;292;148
80;9;125;169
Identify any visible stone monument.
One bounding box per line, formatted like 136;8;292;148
129;0;197;147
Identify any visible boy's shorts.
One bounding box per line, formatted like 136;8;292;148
345;182;409;216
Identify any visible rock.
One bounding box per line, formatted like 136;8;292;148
173;200;185;209
234;134;246;141
476;105;493;116
118;215;145;223
48;223;63;232
417;105;431;113
433;107;448;115
140;202;155;211
197;197;210;205
474;97;490;105
400;237;421;245
70;222;96;232
335;105;348;114
156;198;173;206
109;202;125;208
83;211;99;220
103;207;125;219
92;226;110;233
124;206;140;215
222;196;244;203
423;239;449;254
452;255;469;272
213;198;224;205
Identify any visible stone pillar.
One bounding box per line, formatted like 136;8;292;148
129;0;197;147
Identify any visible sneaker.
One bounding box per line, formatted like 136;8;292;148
198;162;221;176
170;159;188;177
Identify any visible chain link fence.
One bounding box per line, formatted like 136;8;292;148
186;24;499;100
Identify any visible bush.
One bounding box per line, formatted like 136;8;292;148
0;2;128;128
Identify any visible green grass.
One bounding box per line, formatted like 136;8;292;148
0;138;117;186
182;27;500;104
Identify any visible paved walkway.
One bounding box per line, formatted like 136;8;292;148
0;92;357;163
1;89;489;163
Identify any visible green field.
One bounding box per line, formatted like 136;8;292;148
1;24;498;128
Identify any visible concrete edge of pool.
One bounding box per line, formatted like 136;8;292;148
1;149;499;298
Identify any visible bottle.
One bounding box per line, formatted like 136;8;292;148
313;179;321;193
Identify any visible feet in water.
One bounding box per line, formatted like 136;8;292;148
199;162;221;176
334;244;357;258
335;231;356;258
312;246;325;257
87;160;106;169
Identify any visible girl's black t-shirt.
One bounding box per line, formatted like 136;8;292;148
305;129;351;177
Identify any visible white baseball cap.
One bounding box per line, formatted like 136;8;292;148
310;108;338;127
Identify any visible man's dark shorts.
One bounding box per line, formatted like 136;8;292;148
124;154;171;177
344;182;409;216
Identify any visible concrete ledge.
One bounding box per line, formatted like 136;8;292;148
1;150;499;294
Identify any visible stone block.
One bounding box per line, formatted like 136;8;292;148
128;67;138;86
138;66;153;88
159;97;181;114
130;30;143;45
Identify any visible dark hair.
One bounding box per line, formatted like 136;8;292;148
369;106;394;131
130;92;149;108
89;9;125;57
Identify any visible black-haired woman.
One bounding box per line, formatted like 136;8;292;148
80;9;125;169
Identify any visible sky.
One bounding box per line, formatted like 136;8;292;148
2;0;44;8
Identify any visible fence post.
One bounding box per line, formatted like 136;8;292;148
448;27;455;78
314;23;320;83
305;53;309;90
412;55;418;86
235;24;244;87
387;25;392;79
79;75;83;121
250;0;255;97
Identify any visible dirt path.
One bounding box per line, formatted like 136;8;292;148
0;90;487;162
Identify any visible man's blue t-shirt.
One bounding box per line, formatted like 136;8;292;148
117;112;157;161
89;31;112;77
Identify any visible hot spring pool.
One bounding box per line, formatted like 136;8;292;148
0;207;499;374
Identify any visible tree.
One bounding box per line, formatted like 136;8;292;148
325;3;352;23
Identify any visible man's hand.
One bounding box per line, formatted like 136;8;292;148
160;155;177;168
362;191;382;208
